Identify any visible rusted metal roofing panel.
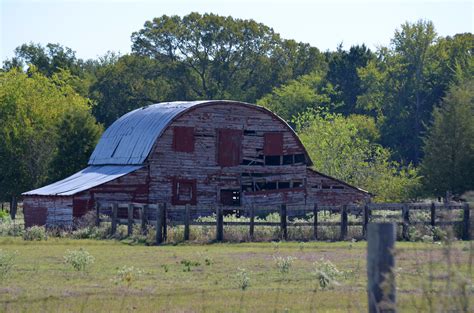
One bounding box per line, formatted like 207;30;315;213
22;165;142;196
88;101;208;165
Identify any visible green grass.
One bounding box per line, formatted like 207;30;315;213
0;238;472;312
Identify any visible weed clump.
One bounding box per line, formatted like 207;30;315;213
274;255;296;274
114;266;143;288
23;226;47;241
64;248;95;271
313;258;343;290
236;267;250;290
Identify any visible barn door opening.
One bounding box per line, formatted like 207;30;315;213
217;129;242;167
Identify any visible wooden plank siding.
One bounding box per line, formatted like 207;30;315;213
22;101;370;227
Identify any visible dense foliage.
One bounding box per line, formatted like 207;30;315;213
1;13;472;201
0;69;102;202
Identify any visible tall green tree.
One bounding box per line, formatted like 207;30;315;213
90;54;178;126
131;12;325;102
0;68;101;203
295;110;420;202
257;71;334;123
49;107;103;182
326;44;374;115
420;80;474;196
2;43;116;97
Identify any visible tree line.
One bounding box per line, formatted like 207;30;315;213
1;13;472;205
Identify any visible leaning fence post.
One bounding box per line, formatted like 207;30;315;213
127;204;133;236
363;204;370;239
216;206;224;242
367;223;396;313
111;203;118;235
155;203;164;245
184;204;190;241
313;203;318;240
462;203;470;241
249;206;255;241
280;204;287;241
95;202;100;227
340;205;348;240
430;202;436;227
402;204;410;241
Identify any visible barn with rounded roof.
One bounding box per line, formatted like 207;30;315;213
22;100;369;227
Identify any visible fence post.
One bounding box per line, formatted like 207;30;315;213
184;204;190;241
141;205;148;234
462;203;470;241
367;223;396;313
155;203;164;245
127;204;133;236
280;204;287;241
402;204;410;240
363;204;370;239
313;203;318;240
95;202;100;227
249;206;255;241
430;202;436;227
162;203;167;241
216;206;224;242
111;203;118;235
340;205;348;240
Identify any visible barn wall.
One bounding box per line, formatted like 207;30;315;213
147;103;309;212
23;196;73;228
74;166;149;216
306;169;369;205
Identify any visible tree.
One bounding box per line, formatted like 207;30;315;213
257;72;333;123
90;54;178;126
0;68;101;204
295;109;420;202
49;108;103;182
420;80;474;196
1;43;116;97
326;44;374;115
131;12;325;102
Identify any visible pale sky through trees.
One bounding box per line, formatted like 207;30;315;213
1;0;472;62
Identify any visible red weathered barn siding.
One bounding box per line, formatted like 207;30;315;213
73;166;150;213
147;103;310;212
23;196;73;227
22;101;370;226
306;169;369;205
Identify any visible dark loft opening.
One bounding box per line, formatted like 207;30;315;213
265;155;280;166
220;189;241;206
294;154;305;164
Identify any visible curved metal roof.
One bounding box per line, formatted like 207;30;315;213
89;101;208;165
88;100;312;166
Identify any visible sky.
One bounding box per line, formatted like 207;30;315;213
1;0;473;62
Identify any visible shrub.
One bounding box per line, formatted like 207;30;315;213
64;248;95;271
0;210;9;221
236;268;250;290
274;255;296;274
0;249;16;279
180;259;200;272
0;219;24;237
313;258;343;290
114;266;143;288
23;226;47;241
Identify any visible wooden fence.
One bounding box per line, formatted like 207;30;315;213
95;202;471;245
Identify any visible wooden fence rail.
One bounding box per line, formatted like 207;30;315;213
95;201;471;245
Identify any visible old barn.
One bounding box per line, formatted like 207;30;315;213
22;100;369;227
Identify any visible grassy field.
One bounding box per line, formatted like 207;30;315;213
0;237;472;312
